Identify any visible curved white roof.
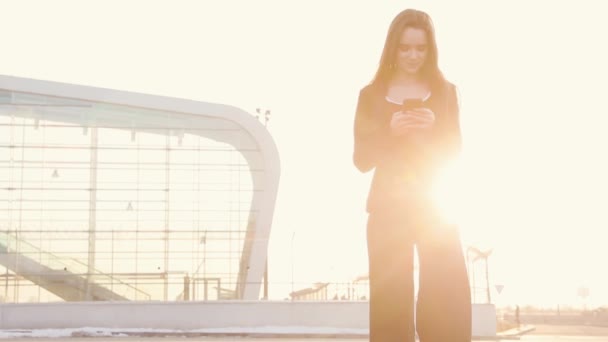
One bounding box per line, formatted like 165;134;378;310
0;74;280;300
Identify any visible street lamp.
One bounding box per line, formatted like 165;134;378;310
467;246;493;304
291;231;296;299
255;108;271;127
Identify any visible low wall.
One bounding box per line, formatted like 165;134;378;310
0;301;496;337
504;313;608;326
472;303;498;337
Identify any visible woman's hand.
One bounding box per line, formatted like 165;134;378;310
390;108;435;136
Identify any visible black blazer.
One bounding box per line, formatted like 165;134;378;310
353;81;462;213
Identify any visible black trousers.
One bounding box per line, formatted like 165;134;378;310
367;204;472;342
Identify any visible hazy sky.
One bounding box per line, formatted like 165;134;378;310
2;0;608;307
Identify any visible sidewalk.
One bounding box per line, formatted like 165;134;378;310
0;326;536;340
496;324;536;339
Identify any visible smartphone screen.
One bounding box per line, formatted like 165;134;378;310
402;98;425;110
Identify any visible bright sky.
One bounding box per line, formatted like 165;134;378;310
2;0;608;307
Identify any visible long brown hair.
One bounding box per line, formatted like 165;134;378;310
370;9;447;93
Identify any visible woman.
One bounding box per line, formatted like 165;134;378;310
353;9;472;342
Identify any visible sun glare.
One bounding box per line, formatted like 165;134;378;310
431;159;466;226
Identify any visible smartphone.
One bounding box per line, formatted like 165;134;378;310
402;98;425;111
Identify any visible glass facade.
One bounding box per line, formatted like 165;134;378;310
0;85;274;303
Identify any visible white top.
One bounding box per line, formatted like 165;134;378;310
385;92;431;105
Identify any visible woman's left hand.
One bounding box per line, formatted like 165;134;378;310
392;108;435;135
404;108;435;129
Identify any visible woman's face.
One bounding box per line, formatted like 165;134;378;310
396;27;428;76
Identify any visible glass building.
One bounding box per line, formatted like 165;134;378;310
0;75;280;302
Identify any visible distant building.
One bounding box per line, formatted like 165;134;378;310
0;75;280;302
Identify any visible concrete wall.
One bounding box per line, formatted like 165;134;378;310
472;304;498;337
0;301;496;337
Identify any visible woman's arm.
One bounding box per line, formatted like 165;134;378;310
434;83;462;163
353;87;387;173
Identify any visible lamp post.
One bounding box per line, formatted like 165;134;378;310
255;108;271;127
291;231;296;299
192;232;207;300
578;286;590;311
467;246;493;304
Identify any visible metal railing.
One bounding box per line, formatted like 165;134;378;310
0;231;151;300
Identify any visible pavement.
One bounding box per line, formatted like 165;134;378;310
529;324;608;336
4;324;608;341
2;335;608;342
0;327;527;340
496;324;536;339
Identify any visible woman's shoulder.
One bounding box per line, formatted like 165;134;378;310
434;79;458;103
440;80;460;111
441;79;457;93
446;81;459;103
359;82;385;100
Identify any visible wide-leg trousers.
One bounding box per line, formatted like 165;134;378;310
367;204;472;342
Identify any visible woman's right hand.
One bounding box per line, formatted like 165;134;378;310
390;109;435;137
